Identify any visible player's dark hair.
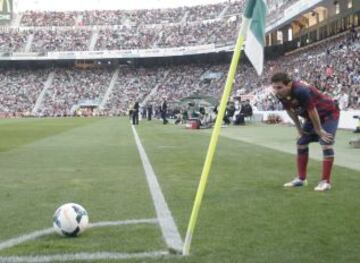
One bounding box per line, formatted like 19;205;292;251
271;72;292;85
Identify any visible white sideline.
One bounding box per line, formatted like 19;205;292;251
0;218;157;252
131;125;183;252
0;251;169;263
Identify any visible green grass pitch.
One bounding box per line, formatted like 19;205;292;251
0;117;359;262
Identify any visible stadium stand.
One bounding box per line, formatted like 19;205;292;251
20;11;78;27
0;1;295;53
0;29;29;52
31;28;92;52
0;69;50;116
103;67;168;116
37;68;113;117
0;0;359;118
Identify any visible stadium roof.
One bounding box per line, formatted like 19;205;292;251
14;0;230;12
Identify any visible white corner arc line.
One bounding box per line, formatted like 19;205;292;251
0;218;157;252
89;218;158;228
131;125;183;252
0;228;54;252
0;251;169;263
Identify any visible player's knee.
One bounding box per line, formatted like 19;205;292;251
322;146;334;158
297;143;308;148
297;144;308;155
297;135;309;145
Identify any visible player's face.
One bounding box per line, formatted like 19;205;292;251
272;82;290;98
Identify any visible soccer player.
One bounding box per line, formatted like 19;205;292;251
271;72;340;191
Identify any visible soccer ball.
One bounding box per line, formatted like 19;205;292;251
53;203;89;237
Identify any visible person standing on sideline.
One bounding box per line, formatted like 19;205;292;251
160;97;168;124
271;72;340;191
132;101;139;125
147;103;153;121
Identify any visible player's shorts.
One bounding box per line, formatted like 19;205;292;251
297;117;339;146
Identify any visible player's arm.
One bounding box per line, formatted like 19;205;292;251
307;108;333;143
295;86;333;143
286;109;303;135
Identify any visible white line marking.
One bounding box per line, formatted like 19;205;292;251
131;125;183;252
89;218;157;228
0;219;157;251
0;251;169;263
0;228;54;252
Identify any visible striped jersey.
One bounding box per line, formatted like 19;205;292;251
278;81;339;121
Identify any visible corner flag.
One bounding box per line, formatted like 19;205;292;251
182;0;267;256
240;0;267;76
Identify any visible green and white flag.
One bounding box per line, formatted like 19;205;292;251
239;0;268;76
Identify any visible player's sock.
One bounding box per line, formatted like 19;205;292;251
297;147;309;180
322;148;334;183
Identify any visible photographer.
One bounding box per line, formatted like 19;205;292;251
241;99;253;119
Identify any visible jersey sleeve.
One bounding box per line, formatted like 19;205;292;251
294;86;315;111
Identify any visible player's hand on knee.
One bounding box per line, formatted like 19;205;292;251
318;129;333;143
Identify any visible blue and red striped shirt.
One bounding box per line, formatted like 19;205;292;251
278;81;339;121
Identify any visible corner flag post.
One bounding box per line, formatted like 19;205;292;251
182;0;267;255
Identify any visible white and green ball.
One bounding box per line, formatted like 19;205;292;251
53;203;89;237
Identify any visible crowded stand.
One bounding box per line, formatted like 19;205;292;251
79;10;125;26
0;29;29;53
20;11;78;27
1;28;359;118
95;26;158;50
0;69;50;116
0;0;359;119
28;16;241;52
104;67;168;116
148;65;206;104
37;68;113;117
78;7;188;26
185;2;228;21
17;0;288;28
124;8;185;25
0;29;359;118
19;1;246;27
224;0;246;16
155;17;240;48
1;1;283;53
31;29;92;52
